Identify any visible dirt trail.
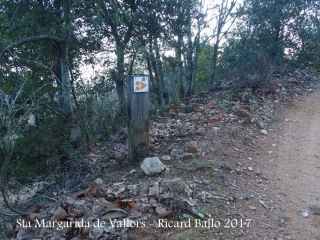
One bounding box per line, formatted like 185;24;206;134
276;89;320;239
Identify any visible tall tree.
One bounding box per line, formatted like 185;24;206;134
210;0;237;84
97;0;139;115
0;0;81;151
218;0;318;86
238;0;306;60
139;0;174;106
0;0;74;119
172;0;188;99
184;0;206;96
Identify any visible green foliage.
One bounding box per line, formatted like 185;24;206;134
217;0;320;87
294;2;320;68
75;78;125;141
219;38;273;88
0;109;69;178
194;45;212;91
13;159;55;179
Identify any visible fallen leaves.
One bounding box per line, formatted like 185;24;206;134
51;206;68;221
11;173;224;239
114;199;136;208
155;206;173;218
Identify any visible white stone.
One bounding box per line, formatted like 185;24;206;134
141;157;166;176
248;206;257;210
94;178;104;186
261;129;268;135
28;114;36;126
161;155;171;161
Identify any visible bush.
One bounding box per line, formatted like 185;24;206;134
77;92;126;142
218;38;274;89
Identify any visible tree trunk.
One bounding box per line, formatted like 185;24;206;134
210;17;222;84
59;0;72;118
176;33;184;99
59;44;72;118
192;16;201;92
154;37;169;105
270;0;284;60
210;0;237;84
210;42;219;84
145;57;155;93
148;37;163;106
115;44;127;116
185;15;193;97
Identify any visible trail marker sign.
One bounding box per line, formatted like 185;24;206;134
134;76;149;92
127;75;150;163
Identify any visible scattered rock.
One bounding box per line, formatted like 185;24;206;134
16;227;36;239
194;129;203;135
185;141;198;153
94;178;104;186
288;77;298;85
164;168;171;176
183;153;193;160
141;157;166;176
148;182;162;197
81;227;91;236
235;168;242;175
161;155;171;161
309;206;320;215
4;223;15;238
302;211;309;218
259;199;270;210
248;206;257;210
89;227;104;240
278;217;288;227
248;166;253;171
31;204;42;213
206;100;216;108
161;178;186;195
52;206;68;221
261;129;268;135
255;169;262;175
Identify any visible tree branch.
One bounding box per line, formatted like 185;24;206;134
40;103;67;119
100;4;120;44
0;35;61;59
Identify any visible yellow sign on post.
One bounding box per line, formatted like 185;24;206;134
134;76;149;93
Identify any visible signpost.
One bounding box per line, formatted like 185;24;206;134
127;75;150;163
134;76;149;93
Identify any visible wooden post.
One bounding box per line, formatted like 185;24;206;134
127;75;150;163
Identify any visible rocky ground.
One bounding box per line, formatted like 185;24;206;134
1;67;320;239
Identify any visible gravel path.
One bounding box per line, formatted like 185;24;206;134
275;88;320;239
